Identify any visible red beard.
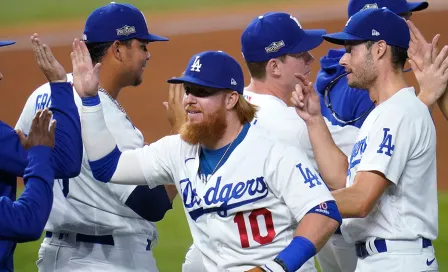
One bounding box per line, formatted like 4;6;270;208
180;106;227;145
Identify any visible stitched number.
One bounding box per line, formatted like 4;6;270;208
233;208;276;248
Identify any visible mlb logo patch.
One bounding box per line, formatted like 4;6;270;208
372;29;380;36
116;25;136;36
231;78;237;86
265;40;285;53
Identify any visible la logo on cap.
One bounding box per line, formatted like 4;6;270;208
190;56;202;72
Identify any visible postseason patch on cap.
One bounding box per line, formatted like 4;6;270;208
116;25;136;36
361;3;379;10
265;40;285;53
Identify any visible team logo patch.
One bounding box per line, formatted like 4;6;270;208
231;78;237;86
372;29;380;36
190;56;202;72
116;25;136;36
265;40;285;53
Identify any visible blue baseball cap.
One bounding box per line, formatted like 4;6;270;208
0;41;15;47
241;12;326;62
323;8;410;49
83;2;168;43
348;0;428;17
167;51;244;94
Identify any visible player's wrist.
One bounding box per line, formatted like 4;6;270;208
275;236;316;272
81;95;101;107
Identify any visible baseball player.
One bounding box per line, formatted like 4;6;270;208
313;1;429;271
15;3;178;272
292;8;441;271
0;36;83;271
238;12;358;272
72;41;342;272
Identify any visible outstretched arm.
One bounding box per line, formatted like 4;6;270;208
0;110;56;241
291;73;348;190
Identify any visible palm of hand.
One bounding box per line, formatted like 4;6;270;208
73;61;99;97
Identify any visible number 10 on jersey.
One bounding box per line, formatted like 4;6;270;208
233;208;276;248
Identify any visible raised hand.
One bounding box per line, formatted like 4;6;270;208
290;73;322;123
71;38;101;98
17;108;56;149
31;33;67;83
407;20;440;72
163;73;186;134
410;40;448;108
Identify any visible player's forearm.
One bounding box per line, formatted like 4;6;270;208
48;82;82;178
81;96;148;185
331;186;369;218
0;146;54;241
438;90;448;121
294;213;339;251
306;116;348;189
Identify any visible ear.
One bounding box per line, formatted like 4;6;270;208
111;41;123;61
225;91;239;110
375;40;388;60
266;58;282;78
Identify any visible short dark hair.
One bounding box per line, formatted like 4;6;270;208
365;40;407;70
86;39;133;64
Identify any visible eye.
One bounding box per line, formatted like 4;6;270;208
345;46;352;53
141;45;148;52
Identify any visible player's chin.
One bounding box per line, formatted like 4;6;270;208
186;112;204;123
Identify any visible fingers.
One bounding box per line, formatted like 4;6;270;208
434;45;448;70
40;108;53;134
162;101;168;110
294;73;311;87
42;44;56;65
15;129;27;144
93;62;102;77
407;20;427;44
291;84;305;108
31;34;45;68
423;39;432;68
408;59;420;75
431;34;441;63
439;47;448;76
49;119;56;146
30;109;42;133
168;81;175;105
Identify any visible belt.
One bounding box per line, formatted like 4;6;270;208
355;238;432;258
46;231;114;246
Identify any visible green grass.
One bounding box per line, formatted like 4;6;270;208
13;192;448;272
0;0;289;27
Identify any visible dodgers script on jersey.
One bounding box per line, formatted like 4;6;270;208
244;90;359;165
342;87;438;244
132;127;334;271
15;74;158;238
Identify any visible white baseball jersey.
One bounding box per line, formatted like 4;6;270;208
243;90;359;166
341;87;437;243
15;74;158;238
129;125;334;271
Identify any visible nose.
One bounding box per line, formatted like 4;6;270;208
146;51;151;61
305;52;315;65
183;92;197;106
0;72;3;80
339;53;349;67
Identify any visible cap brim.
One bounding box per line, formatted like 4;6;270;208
406;2;429;12
289;29;326;53
139;33;169;42
167;75;225;89
0;41;16;47
323;32;366;45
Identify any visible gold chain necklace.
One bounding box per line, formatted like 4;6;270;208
203;126;242;183
98;87;132;122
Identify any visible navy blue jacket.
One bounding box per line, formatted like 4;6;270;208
315;49;374;129
0;82;82;271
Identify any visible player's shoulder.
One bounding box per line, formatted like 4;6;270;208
246;125;304;155
378;87;429;120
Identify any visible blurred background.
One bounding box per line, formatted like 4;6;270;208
0;0;447;271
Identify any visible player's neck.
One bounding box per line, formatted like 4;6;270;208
369;69;407;105
99;70;122;100
203;116;243;150
246;79;290;105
